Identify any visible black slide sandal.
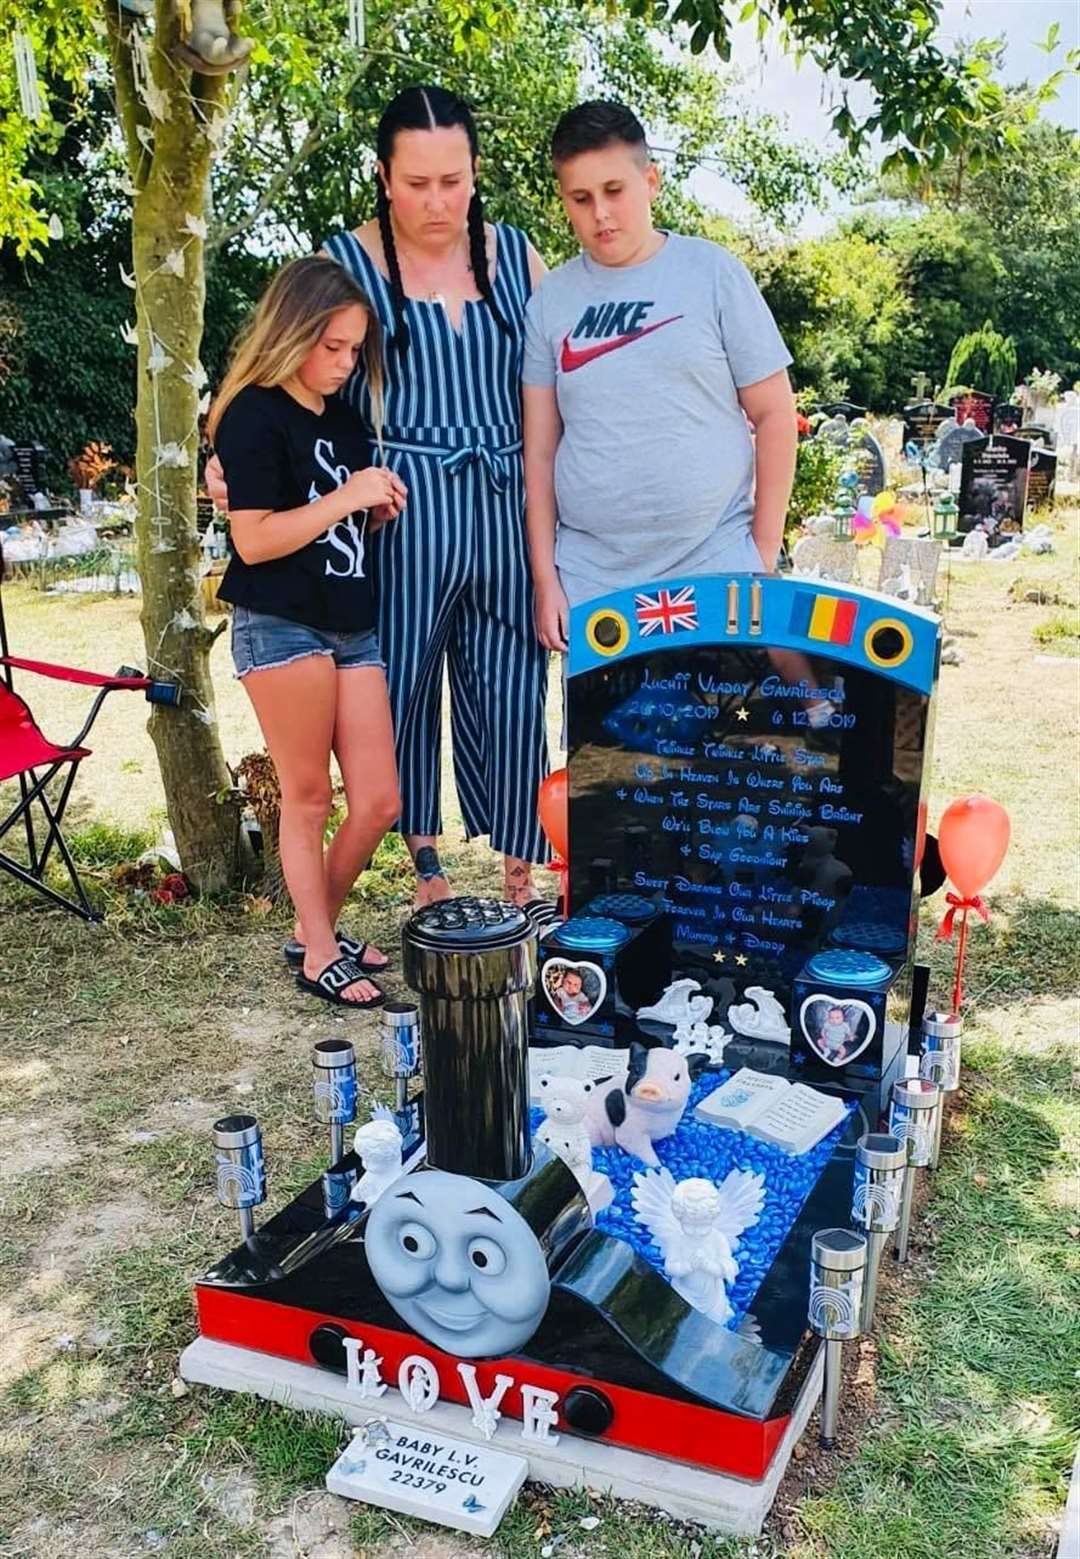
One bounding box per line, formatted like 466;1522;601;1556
296;954;385;1009
283;932;390;975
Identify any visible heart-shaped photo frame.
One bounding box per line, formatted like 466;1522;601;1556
542;958;607;1027
799;994;876;1068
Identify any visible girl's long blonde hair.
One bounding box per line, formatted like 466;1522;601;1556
208;255;384;452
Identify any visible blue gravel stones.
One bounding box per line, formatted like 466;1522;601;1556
531;1072;854;1330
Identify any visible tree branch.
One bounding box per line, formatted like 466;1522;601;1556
103;4;152;191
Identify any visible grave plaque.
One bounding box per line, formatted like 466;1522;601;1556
1027;446;1057;510
958;435;1029;542
326;1419;528;1538
566;578;938;1003
817;415;850;449
950;391;995;434
936;420;984;472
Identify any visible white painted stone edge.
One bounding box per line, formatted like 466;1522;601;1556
179;1334;824;1536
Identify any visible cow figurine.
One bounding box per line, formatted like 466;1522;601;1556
587;1043;702;1167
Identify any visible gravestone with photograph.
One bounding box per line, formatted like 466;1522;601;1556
1026;446;1058;511
957;436;1029;544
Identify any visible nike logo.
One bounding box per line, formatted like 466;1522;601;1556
560;314;683;373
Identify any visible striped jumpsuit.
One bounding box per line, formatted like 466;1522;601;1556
324;224;549;864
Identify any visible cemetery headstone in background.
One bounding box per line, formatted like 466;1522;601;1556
950;391;995;435
848;420;886;497
1017;424;1056;450
993;403;1023;434
1026;446;1058;510
818;400;868;421
936;420;985;472
903;401;952;450
876;537;943;607
817;415;850;450
791;535;860;584
958;435;1030;545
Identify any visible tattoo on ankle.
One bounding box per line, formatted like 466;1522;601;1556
414;845;446;882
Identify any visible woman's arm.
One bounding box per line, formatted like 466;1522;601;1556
738;369;797;572
524;382;568;651
230;467;404;565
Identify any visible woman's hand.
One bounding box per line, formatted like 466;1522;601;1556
205;453;229;511
343;466;408;514
534;574;569;652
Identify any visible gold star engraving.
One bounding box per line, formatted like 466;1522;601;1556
713;949;726;963
735;706;749;722
735;953;748;967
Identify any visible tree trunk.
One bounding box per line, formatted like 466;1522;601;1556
110;3;253;891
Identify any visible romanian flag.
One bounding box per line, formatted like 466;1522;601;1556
789;590;858;646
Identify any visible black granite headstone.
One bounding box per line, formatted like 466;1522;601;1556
993;403;1023;434
818;400;868;421
1018;424;1056;450
958;435;1030;542
848;422;886;497
903;402;951;450
936;420;985;471
1027;447;1057;510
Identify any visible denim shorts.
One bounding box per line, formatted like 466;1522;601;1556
230;605;384;678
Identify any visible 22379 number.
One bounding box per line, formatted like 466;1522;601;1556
388;1470;448;1494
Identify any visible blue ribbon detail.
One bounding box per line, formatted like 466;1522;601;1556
381;436;521;495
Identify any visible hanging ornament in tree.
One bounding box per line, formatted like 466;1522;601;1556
13;29;43;121
348;0;366;48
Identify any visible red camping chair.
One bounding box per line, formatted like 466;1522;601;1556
0;537;154;921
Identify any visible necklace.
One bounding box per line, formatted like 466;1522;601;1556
393;229;471;305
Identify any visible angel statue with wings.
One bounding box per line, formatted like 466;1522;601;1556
631;1167;766;1326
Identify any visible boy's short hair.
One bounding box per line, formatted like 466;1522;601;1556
551;100;648;166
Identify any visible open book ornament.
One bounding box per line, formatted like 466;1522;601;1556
694;1068;848;1156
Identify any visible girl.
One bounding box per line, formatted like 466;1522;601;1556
210;256;408;1008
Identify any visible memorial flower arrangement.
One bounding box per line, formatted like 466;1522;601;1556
68;440;116;493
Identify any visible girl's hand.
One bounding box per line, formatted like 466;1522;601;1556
342;466;407;513
369;499;403;529
534;575;569;652
205;454;229;511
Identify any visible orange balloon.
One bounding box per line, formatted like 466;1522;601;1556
537;768;569;862
937;794;1010;900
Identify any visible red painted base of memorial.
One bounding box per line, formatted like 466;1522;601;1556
195;1284;790;1481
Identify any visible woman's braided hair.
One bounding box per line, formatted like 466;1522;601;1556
375;85;512;356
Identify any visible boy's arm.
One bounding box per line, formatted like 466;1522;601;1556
524;382;569;651
738;369;797;572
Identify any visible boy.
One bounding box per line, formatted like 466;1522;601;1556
523;101;797;649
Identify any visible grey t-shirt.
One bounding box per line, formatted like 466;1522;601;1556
523;233;792;605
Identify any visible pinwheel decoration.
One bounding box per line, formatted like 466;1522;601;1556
850;490;907;547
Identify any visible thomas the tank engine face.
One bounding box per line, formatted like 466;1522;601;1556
365;1170;551;1357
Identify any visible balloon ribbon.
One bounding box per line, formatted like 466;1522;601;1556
937;892;991;1015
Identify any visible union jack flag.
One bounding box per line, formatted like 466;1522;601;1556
634;585;699;637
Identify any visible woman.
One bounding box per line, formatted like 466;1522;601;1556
323;85;550;907
211;256;406;1007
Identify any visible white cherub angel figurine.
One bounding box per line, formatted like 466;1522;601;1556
349;1116;403;1209
632;1166;766;1326
672;1020;730;1066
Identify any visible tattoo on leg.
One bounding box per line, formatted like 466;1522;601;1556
414;845;446;882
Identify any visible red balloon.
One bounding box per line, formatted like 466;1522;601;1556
937;794;1011;900
537;768;569;862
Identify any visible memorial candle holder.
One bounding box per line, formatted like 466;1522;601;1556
851;1132;906;1330
888;1078;941;1263
919;1010;962;1169
212;1114;266;1241
808;1228;867;1449
312;1038;358;1166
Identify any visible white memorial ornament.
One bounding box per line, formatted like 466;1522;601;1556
727;987;791;1044
350;1117;404;1208
636;979;713;1029
631;1166;766;1326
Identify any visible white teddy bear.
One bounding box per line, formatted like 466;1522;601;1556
535;1073;595;1181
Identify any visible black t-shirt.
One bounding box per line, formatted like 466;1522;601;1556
215;384;375;632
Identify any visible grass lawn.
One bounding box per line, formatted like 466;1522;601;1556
1;515;1077;1559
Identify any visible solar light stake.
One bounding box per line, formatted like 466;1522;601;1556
379;1002;421;1115
889;1078;941;1263
920;1011;962;1169
312;1039;358;1166
212;1114;266;1241
852;1132;907;1330
808;1228;867;1450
